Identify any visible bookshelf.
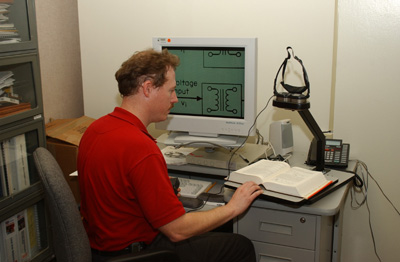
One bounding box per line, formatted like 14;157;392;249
0;1;53;261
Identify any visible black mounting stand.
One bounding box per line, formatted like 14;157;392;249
273;99;325;172
298;109;325;171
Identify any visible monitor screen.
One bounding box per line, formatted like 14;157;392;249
153;37;257;147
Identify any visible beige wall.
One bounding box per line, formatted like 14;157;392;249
78;0;336;153
35;0;84;123
335;0;400;261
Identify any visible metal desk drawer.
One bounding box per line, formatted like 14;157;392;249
237;207;317;250
253;241;315;262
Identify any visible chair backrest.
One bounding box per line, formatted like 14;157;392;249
33;147;91;262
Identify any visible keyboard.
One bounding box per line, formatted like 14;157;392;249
178;178;212;198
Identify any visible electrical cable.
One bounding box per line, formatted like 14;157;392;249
225;95;274;180
186;183;226;213
366;198;381;262
351;160;399;215
255;128;265;144
347;160;400;262
330;168;364;189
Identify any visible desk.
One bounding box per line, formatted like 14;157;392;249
167;152;352;262
226;181;349;262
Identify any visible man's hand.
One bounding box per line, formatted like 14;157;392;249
226;181;263;216
159;181;263;242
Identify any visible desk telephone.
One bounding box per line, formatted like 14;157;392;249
307;138;350;168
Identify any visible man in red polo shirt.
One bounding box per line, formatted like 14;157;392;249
78;48;263;262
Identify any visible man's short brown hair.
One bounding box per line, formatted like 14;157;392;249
115;48;180;96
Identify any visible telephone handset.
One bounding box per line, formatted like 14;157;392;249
307;138;350;168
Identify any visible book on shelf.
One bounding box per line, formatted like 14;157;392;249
0;38;20;44
0;155;3;197
0;23;14;28
16;210;30;261
0;209;34;262
228;159;334;200
26;205;41;258
0;12;9;20
0;220;4;262
0;142;11;196
0;77;15;89
0;5;11;11
0;70;13;82
1;214;19;261
0;145;7;197
1;134;30;194
0;96;19;105
0;2;20;44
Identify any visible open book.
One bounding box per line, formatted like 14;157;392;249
228;160;334;199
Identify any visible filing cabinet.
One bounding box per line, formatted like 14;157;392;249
234;207;333;262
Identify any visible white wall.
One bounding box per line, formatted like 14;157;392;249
78;0;400;261
78;0;335;152
335;0;400;261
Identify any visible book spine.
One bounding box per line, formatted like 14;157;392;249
2;134;30;195
1;215;19;261
15;134;29;190
305;180;333;200
0;96;19;105
2;137;18;193
26;205;41;258
0;218;6;261
0;141;12;195
0;144;4;197
17;210;30;261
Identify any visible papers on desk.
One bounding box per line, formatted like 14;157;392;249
161;146;197;165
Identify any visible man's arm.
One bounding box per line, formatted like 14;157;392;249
158;181;263;242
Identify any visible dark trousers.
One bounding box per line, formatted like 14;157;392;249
148;232;256;262
92;232;256;262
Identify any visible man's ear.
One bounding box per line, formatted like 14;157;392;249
141;80;154;97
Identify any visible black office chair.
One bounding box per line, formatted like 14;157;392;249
33;147;179;262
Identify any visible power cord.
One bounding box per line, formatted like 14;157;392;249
186;183;226;213
346;160;400;262
226;95;274;179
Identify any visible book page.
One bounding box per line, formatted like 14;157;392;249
264;166;329;197
245;160;289;178
270;169;312;186
271;167;319;185
229;160;290;184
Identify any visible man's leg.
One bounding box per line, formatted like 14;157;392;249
148;232;256;262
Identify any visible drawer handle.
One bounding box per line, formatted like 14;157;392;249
300;217;306;223
259;222;292;235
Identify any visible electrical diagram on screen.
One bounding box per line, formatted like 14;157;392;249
171;49;245;119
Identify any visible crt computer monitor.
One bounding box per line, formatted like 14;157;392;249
152;37;257;148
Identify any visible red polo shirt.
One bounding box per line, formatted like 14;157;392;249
78;107;185;251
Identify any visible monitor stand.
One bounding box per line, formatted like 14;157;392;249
163;132;247;149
